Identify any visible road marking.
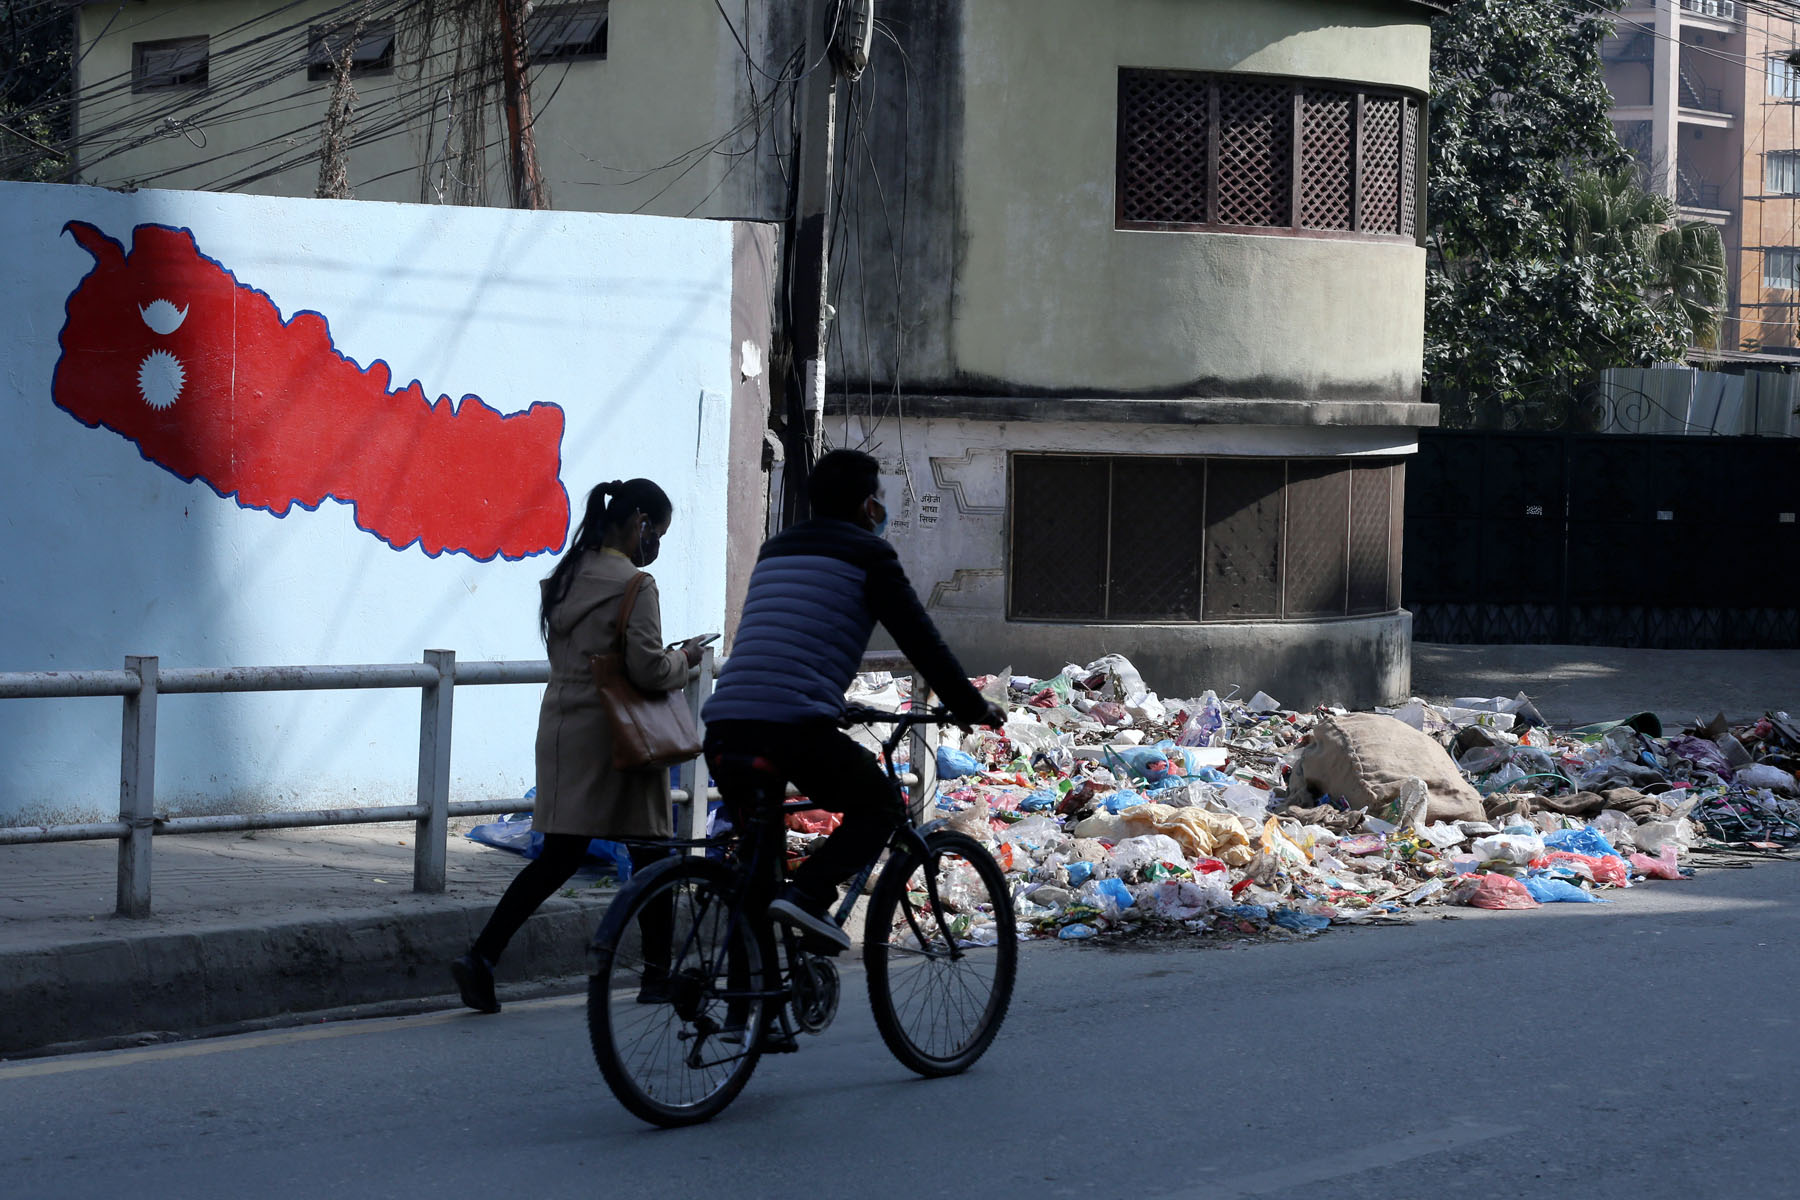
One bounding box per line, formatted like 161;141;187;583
1167;1121;1523;1198
0;994;585;1081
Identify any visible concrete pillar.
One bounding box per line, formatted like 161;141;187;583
1654;0;1681;200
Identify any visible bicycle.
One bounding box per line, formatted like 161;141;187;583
585;704;1018;1127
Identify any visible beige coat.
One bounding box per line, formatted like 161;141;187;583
533;549;689;839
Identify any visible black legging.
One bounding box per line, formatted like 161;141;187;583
473;835;670;966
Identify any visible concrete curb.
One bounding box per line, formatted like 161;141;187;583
0;895;611;1056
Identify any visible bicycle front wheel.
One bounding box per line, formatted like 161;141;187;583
865;830;1017;1077
587;857;770;1127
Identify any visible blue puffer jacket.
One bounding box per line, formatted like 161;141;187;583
704;519;988;725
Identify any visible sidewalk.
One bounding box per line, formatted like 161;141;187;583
1411;644;1798;727
0;818;610;1055
2;642;1794;1056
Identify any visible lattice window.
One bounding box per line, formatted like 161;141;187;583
1008;455;1405;623
1117;69;1421;240
1401;100;1421;238
1361;96;1405;236
1118;72;1210;225
1299;88;1354;230
1216;81;1293;227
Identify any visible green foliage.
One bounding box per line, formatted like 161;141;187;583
1;1;74;182
1426;0;1724;427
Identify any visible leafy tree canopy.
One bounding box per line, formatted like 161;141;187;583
1427;0;1723;428
2;0;74;182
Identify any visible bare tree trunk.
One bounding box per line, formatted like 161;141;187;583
494;0;548;209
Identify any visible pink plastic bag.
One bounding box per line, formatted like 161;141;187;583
1539;851;1631;888
1465;873;1540;910
1630;846;1686;880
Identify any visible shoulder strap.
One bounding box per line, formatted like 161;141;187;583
613;572;650;653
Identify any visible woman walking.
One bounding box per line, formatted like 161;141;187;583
453;478;708;1013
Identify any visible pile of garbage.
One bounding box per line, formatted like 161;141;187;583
814;656;1800;945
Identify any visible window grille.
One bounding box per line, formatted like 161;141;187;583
307;22;397;82
1117;69;1423;240
1008;454;1405;623
528;1;610;63
133;37;209;92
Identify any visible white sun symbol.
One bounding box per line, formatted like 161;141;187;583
138;349;185;411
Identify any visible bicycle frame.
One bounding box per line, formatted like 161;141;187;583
663;706;970;1060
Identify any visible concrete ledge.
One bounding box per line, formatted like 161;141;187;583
825;394;1439;428
0;894;609;1056
927;610;1413;710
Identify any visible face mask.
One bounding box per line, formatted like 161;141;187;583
868;499;889;539
633;520;661;567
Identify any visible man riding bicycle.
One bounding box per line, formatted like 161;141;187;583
702;449;1004;952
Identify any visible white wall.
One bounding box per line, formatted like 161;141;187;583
1;180;739;823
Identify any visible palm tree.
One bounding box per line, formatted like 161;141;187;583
1562;170;1726;349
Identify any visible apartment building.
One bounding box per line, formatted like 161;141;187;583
1605;0;1800;352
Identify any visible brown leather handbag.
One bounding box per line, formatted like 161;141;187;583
587;572;702;771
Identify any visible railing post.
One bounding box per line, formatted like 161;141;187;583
677;647;715;852
414;649;455;893
910;669;937;827
116;655;158;918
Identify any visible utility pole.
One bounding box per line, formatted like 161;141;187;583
495;0;549;209
789;0;840;464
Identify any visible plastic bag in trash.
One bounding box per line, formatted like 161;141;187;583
1630;846;1688;880
1103;789;1147;814
1147;875;1232;919
1461;873;1540;909
1521;875;1609;903
1471;833;1545;864
1111;833;1186;875
1082;876;1136;918
467;812;634;880
1271;908;1331;932
1108;745;1173;781
1543;827;1622;859
1058;923;1097;940
1735;763;1799;794
937;746;984;779
1540;851;1631;888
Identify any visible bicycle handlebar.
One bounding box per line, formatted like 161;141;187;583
839;703;954;728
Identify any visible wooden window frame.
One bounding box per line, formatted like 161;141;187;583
1115;68;1426;247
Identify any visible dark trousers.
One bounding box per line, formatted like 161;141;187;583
473;836;670;967
705;720;900;909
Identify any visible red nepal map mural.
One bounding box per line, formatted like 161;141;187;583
53;221;569;561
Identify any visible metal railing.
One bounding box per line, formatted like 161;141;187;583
0;649;931;917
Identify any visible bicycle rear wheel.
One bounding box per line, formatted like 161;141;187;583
865;830;1017;1077
587;857;770;1126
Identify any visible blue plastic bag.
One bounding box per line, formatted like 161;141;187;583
1058;923;1097;940
1271;908;1331;932
1103;789;1147;813
1018;787;1061;812
1108;746;1172;781
1521;875;1610;903
937;746;985;779
1543;827;1622;860
1094;877;1136;911
1222;903;1269;920
1066;860;1095;886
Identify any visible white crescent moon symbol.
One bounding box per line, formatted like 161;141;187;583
139;299;188;335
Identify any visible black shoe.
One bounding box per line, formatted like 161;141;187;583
451;953;500;1014
768;887;851;953
636;966;673;1005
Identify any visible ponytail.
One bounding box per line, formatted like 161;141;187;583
539;478;674;643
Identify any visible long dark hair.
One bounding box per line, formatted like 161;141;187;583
540;478;673;643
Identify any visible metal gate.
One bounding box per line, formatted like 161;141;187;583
1404;431;1800;647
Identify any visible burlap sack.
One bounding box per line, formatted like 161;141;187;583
1293;713;1485;824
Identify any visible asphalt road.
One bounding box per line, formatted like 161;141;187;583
5;859;1798;1200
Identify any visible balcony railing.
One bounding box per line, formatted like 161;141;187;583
1682;0;1737;21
